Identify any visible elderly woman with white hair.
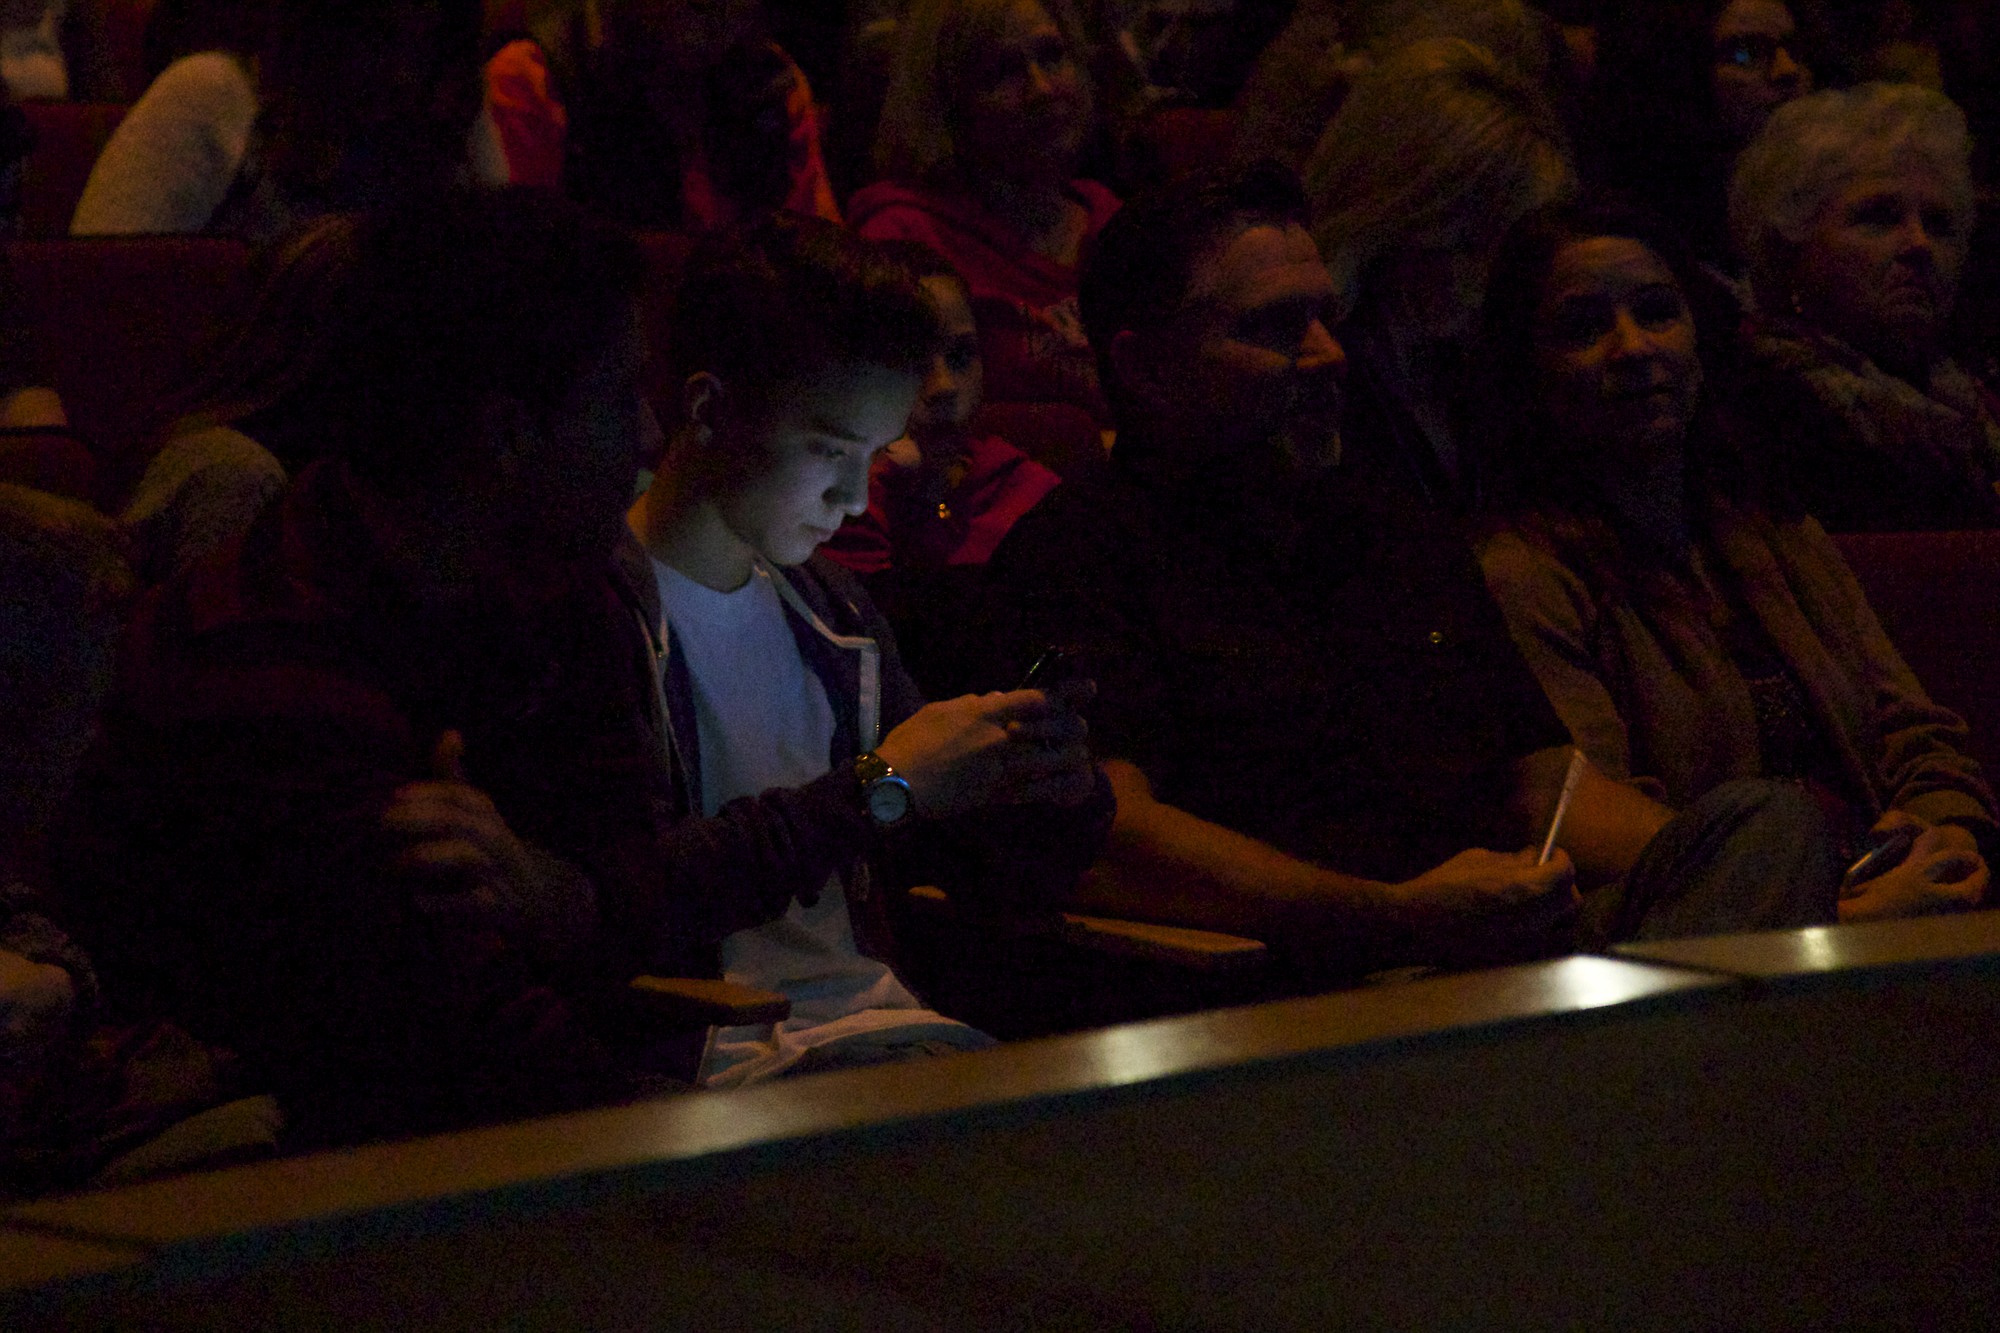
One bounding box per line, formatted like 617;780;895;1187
1306;36;1574;510
1727;81;2000;531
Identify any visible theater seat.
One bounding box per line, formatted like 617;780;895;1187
899;884;1274;1039
970;400;1107;482
6;237;253;509
0;428;99;502
1831;529;2000;775
18;102;128;239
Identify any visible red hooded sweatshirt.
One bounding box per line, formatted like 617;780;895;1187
848;179;1121;423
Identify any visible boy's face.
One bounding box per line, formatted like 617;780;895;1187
716;362;921;566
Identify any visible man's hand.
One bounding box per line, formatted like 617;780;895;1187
875;683;1099;820
1839;810;1988;923
1383;847;1580;930
381;731;596;953
0;948;75;1066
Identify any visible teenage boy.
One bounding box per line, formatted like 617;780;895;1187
628;214;1109;1086
977;162;1843;980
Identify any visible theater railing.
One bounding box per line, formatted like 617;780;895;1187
6;912;2000;1330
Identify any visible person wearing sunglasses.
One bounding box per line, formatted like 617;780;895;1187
1590;0;1827;288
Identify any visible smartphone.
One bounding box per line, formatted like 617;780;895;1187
1018;645;1078;693
1843;824;1920;891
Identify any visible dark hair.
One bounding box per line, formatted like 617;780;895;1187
669;212;936;411
318;188;645;497
1079;158;1310;419
257;0;485;211
867;238;971;301
1474;197;1780;594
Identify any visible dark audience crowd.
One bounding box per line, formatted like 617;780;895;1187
2;0;1997;1194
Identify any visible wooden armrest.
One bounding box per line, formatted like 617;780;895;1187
907;885;1269;974
626;977;791;1027
1054;914;1269;973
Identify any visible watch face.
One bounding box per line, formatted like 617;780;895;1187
866;778;911;825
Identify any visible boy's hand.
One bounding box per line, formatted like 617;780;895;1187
876;685;1099;819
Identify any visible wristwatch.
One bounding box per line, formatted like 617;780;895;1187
854;751;913;827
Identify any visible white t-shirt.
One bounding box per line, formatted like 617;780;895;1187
653;558;974;1087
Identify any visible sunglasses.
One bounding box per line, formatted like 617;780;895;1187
1713;34;1805;76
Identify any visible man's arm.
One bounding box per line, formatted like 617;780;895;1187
1083;759;1576;963
1509;747;1674;888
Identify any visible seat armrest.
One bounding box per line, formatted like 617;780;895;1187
907;885;1268;974
1053;914;1269;973
626;977;792;1027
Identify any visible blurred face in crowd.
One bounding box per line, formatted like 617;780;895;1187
1532;236;1704;473
958;0;1093;182
292;1;484;200
1125;221;1347;472
1711;0;1812;145
510;308;653;558
909;274;984;448
710;362;922;566
610;0;763;69
1792;167;1968;375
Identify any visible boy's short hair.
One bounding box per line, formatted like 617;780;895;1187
867;237;972;300
671;213;937;410
323;187;646;497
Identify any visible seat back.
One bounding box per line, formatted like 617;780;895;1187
7;237;254;508
18;103;129;239
1831;529;2000;775
0;428;99;502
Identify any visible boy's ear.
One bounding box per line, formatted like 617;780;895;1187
683;372;727;441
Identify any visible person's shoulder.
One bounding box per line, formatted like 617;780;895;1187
141;50;257;114
764;41;817;105
1474;524;1594;620
846;179;950;234
487;38;549;81
143;423;285;482
1476;524;1570;581
486;38;560;101
987;472;1146;581
1070;179;1122;230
